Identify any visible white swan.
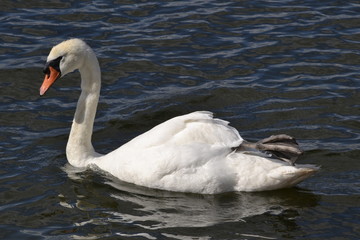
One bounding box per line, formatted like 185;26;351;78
40;39;318;194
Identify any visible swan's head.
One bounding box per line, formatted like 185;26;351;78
40;38;90;95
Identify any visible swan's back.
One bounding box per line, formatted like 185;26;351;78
122;111;242;150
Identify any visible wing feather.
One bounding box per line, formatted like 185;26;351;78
121;111;243;150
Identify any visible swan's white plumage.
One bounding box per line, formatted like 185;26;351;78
42;39;318;194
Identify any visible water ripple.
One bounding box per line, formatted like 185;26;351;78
1;0;360;239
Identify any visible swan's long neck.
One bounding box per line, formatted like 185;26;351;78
66;50;102;167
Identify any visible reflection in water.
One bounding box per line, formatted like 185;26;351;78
107;188;318;230
62;166;318;232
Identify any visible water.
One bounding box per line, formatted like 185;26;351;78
1;0;359;239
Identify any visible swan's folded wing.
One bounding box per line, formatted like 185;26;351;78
120;111;243;150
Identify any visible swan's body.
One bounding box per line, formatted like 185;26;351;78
40;39;318;194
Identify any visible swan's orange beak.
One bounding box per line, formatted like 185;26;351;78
40;66;60;96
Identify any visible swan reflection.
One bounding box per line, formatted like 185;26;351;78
61;165;318;230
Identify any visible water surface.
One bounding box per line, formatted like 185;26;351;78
0;0;359;239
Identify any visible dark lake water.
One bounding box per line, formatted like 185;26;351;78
1;0;360;239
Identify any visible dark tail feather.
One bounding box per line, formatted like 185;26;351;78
237;134;303;165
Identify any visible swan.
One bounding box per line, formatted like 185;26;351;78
39;39;318;194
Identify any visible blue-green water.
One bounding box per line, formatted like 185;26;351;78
0;0;359;239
